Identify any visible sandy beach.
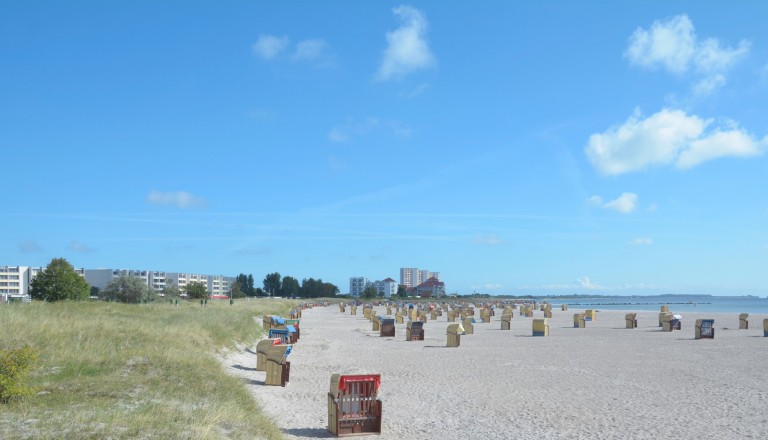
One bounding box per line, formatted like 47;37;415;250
219;304;768;439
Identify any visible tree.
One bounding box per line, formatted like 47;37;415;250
102;276;155;304
281;276;300;298
300;277;340;298
185;281;208;300
246;274;255;297
361;286;378;299
263;272;281;296
90;286;100;298
161;279;181;299
230;281;245;298
397;284;408;298
29;258;89;302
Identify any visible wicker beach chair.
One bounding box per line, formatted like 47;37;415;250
446;323;463;347
739;313;749;330
585;310;596;321
406;321;424;341
327;374;382;437
625;313;637;329
380;318;395;337
561;304;568;311
532;318;549;336
265;344;291;387
462;316;474;335
501;313;513;330
574;313;586;328
695;319;715;339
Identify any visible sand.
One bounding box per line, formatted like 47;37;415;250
219;304;768;439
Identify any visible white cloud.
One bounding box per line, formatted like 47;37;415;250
588;193;639;213
586;195;603;206
474;234;502;245
253;34;289;60
624;14;749;95
18;240;43;253
292;39;329;61
603;192;638;214
146;191;206;209
376;5;436;80
68;240;95;254
577;276;601;289
328;128;350;143
629;238;653;246
625;15;695;73
586;108;765;174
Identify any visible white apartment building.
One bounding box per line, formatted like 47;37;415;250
83;269;149;292
372;278;397;298
400;267;439;288
0;265;28;297
349;277;367;297
207;275;234;297
166;272;209;294
5;263;235;301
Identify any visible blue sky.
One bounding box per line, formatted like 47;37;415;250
2;1;767;296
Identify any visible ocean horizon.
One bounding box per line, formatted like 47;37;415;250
540;295;768;314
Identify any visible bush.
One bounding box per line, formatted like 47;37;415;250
0;345;39;403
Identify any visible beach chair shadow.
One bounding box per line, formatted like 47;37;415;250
231;364;257;371
423;345;448;348
245;348;257;355
247;379;265;386
284;428;335;438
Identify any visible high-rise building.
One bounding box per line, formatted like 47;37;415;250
400;267;439;288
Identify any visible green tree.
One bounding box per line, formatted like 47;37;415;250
281;276;300;298
361;286;378;299
161;279;181;299
397;284;408;298
102;276;155;304
29;258;89;302
185;281;208;300
263;272;281;297
246;274;255;297
229;280;246;299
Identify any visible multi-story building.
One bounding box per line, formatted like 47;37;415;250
166;272;209;295
83;269;148;292
349;277;368;297
5;263;236;301
0;265;28;298
400;267;439;288
372;278;398;298
207;275;234;297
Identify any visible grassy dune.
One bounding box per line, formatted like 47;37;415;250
1;299;297;439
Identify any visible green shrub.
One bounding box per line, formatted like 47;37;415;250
0;345;39;403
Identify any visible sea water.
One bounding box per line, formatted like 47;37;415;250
549;295;768;314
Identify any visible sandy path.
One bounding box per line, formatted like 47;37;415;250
220;304;768;439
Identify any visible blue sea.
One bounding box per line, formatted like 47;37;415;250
541;295;768;314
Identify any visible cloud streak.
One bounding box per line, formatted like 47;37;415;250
146;191;207;209
68;240;95;254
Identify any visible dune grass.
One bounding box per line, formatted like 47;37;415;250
0;298;297;439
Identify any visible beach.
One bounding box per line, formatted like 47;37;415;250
220;304;768;439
